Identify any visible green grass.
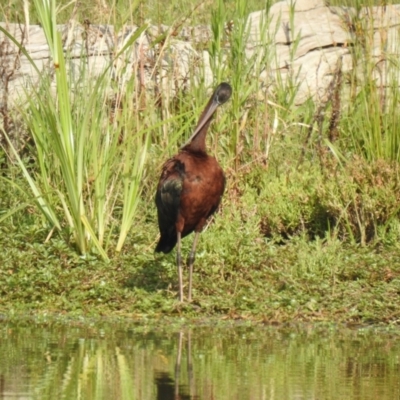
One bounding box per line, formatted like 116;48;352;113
1;165;400;323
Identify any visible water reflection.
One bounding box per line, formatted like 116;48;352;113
0;320;399;400
155;332;196;400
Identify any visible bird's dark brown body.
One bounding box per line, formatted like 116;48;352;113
155;151;225;253
155;82;232;302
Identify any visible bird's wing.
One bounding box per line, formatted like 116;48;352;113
155;158;185;224
154;158;185;253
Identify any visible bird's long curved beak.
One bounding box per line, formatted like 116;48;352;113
183;100;219;147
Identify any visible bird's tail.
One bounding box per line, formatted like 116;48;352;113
155;232;177;254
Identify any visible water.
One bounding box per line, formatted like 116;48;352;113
0;319;399;400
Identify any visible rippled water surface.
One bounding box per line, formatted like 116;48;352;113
1;319;399;399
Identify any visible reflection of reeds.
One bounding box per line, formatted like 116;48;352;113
116;346;136;399
35;340;147;399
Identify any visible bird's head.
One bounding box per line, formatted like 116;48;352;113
214;82;232;105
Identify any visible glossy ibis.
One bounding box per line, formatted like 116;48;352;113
155;82;232;302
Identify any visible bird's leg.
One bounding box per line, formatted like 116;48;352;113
176;231;184;302
188;231;200;302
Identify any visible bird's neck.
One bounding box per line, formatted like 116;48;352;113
182;119;212;153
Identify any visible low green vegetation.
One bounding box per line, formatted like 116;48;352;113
1;165;400;322
1;0;400;323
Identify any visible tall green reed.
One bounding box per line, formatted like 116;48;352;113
209;0;272;170
1;0;151;258
330;0;400;164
